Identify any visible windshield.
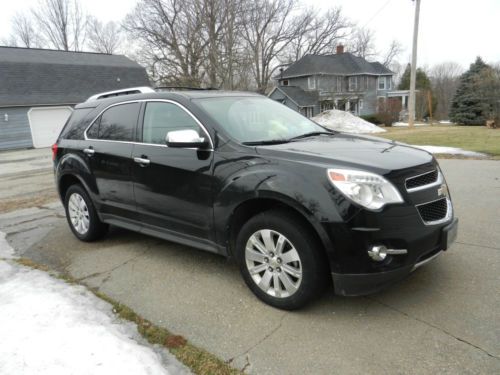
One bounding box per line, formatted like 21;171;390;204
194;97;329;144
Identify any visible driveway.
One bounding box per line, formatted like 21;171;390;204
1;149;499;374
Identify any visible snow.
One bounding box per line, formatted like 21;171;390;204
393;122;429;127
312;110;386;134
0;231;15;259
0;231;189;375
412;145;487;157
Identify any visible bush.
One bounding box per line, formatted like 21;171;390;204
360;114;383;124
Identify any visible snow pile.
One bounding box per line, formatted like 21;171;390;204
412;145;487;157
0;232;189;375
312;110;386;134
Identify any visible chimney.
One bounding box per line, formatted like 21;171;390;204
336;44;344;54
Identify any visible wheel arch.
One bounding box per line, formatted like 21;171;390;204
226;195;333;273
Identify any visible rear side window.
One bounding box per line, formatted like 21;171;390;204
142;102;200;144
87;102;140;142
59;108;94;140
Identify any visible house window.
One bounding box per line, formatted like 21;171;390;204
387;77;392;90
378;77;387;90
365;76;369;90
359;99;364;110
282;80;289;86
308;76;316;90
348;76;357;91
336;77;342;92
303;107;314;118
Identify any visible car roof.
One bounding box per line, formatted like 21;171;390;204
75;90;263;109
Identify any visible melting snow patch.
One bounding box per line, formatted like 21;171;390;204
0;231;15;259
0;232;189;375
312;110;386;134
412;145;487;157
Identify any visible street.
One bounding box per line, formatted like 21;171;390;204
1;148;499;374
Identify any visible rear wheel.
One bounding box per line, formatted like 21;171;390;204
236;210;328;310
64;184;108;242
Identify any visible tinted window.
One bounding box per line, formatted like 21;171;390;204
88;102;140;141
86;117;99;138
59;108;93;140
142;102;200;144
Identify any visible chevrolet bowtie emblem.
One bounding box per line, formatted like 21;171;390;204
437;184;448;197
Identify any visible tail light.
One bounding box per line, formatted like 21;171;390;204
51;143;58;161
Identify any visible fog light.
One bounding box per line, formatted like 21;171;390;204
368;245;388;261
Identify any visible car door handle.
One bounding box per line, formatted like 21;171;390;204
133;157;150;166
83;147;95;156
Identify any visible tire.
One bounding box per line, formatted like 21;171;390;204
235;210;328;310
64;184;108;242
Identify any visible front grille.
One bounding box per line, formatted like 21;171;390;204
417;198;448;224
406;170;438;190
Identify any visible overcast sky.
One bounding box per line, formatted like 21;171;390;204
1;0;499;70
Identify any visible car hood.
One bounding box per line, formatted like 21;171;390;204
254;133;434;174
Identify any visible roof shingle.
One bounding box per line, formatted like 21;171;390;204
280;53;393;78
0;46;150;107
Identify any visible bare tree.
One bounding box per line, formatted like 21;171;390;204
381;40;403;68
286;7;351;61
243;0;310;93
347;27;377;60
87;17;122;54
430;62;463;120
8;13;44;48
32;0;87;51
124;0;210;86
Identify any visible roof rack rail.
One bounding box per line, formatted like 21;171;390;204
155;86;219;92
85;86;155;102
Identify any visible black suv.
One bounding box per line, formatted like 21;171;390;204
53;89;458;310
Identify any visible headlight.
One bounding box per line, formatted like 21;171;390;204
327;168;403;210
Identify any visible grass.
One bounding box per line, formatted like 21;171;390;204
376;125;500;159
12;257;241;375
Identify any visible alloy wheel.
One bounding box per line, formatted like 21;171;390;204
68;193;90;235
245;229;302;298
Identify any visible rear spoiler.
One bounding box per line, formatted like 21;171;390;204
85;87;155;102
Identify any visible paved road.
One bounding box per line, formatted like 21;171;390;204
1;149;499;374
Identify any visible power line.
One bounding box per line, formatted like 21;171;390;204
362;0;393;28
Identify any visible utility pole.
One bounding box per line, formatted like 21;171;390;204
408;0;421;128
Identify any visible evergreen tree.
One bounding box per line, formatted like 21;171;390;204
449;57;491;125
398;64;436;119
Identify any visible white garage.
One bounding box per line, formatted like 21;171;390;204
28;107;73;148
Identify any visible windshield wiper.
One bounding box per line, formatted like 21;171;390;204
242;139;290;146
288;131;336;141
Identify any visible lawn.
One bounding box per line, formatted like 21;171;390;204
376;125;500;158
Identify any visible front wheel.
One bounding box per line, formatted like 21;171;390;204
236;210;328;310
64;184;108;242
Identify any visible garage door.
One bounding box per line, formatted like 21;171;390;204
28;106;73;148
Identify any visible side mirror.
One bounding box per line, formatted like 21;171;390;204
166;129;209;149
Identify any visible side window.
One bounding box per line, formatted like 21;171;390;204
142;102;200;145
86;117;100;138
87;102;140;141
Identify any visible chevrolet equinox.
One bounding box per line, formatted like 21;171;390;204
53;89;458;310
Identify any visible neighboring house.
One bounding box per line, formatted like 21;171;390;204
0;46;150;150
269;45;410;118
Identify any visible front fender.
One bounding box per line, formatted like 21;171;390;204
213;165;347;254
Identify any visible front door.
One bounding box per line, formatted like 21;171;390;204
132;101;214;242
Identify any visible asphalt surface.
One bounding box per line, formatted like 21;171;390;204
1;148;499;374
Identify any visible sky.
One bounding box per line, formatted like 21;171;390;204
0;0;499;70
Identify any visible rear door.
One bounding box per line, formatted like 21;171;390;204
83;102;140;222
131;100;215;242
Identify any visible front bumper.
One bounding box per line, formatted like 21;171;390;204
331;218;458;296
